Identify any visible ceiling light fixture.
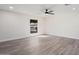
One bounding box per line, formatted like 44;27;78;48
9;6;14;10
73;8;76;10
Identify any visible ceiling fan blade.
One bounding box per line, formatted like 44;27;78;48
49;10;53;12
48;12;54;15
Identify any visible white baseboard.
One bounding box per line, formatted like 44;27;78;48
0;36;27;42
1;34;78;42
0;34;42;42
47;34;79;40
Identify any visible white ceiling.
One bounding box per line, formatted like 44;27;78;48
0;4;79;16
0;4;56;16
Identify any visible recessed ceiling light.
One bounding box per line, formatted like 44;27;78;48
73;8;76;10
9;6;14;10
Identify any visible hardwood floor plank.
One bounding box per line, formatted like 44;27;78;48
0;35;79;55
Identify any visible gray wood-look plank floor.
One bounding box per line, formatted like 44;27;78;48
0;35;79;55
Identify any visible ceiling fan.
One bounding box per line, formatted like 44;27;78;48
42;9;55;15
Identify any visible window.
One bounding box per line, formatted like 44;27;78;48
30;19;38;33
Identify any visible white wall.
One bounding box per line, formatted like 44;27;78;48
1;4;79;42
0;10;44;42
45;5;79;39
